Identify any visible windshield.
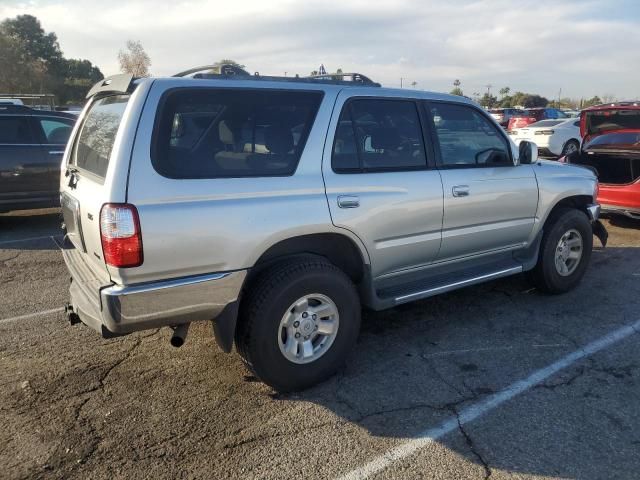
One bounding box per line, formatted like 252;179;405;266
584;109;640;136
584;131;640;150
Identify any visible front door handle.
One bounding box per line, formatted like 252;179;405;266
337;195;360;209
452;185;470;197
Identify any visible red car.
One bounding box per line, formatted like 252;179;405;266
562;102;640;218
507;107;567;130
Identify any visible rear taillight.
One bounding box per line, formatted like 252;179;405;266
99;203;143;268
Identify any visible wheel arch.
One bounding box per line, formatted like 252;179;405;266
248;232;369;285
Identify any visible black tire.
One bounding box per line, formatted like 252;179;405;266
561;139;580;156
235;258;361;392
529;208;593;294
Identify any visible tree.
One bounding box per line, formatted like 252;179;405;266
118;40;151;77
1;14;103;102
0;30;45;92
499;86;510;98
453;79;461;88
213;59;245;69
479;93;498;108
450;87;464;96
601;93;616;104
1;15;63;72
583;96;602;108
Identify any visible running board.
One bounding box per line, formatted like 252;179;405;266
381;265;523;306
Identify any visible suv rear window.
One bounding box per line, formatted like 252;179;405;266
73;95;129;178
152;88;323;179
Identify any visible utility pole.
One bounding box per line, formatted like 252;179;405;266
485;84;493;96
558;87;562;107
400;77;403;88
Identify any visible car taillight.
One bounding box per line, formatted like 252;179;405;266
535;130;555;135
100;203;143;268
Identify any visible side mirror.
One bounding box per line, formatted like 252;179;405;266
518;140;538;165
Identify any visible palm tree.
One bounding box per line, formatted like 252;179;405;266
499;86;510;98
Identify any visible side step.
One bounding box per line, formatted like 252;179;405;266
377;260;523;306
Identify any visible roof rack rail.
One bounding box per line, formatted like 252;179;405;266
305;72;380;87
173;64;251;78
172;64;381;87
0;104;33;113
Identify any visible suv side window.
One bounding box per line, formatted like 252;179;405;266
36;118;74;144
332;99;427;173
0;116;34;144
429;102;511;167
153;89;323;179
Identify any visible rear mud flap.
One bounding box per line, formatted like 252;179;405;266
593;220;608;247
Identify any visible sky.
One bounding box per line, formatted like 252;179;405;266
1;0;639;100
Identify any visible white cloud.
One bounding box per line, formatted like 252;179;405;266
1;0;639;99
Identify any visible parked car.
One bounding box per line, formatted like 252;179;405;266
0;105;76;213
562;101;640;219
509;118;581;157
507;108;568;130
488;108;523;127
60;68;607;392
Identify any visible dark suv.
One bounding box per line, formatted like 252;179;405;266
0;105;76;213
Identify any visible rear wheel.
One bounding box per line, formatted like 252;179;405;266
236;258;361;392
528;208;593;294
561;139;580;156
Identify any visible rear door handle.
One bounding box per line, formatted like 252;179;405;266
337;195;360;208
452;185;469;197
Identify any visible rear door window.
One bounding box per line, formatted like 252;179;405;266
332;99;427;173
36;117;74;144
72;95;129;178
153;88;323;178
0;116;34;144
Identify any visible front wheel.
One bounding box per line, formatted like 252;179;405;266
528;208;593;294
561;139;580;156
235;259;361;392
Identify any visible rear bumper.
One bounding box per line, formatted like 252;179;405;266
61;239;246;345
600;203;640;219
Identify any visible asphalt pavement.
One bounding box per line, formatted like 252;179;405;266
1;209;639;479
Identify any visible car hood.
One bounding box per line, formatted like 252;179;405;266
534;159;596;178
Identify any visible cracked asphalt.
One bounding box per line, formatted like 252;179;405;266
1;209;640;479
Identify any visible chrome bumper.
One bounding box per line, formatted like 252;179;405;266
586;203;601;221
101;271;246;334
61;239;246;336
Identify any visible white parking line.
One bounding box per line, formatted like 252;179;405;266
0;235;59;246
0;307;64;325
337;318;640;480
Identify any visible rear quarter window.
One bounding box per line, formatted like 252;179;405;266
72;95;129;178
152;88;323;179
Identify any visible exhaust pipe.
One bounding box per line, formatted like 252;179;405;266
170;323;190;348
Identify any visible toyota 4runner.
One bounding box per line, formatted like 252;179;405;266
60;66;608;392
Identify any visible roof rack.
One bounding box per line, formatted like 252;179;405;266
172;63;381;87
0;104;34;113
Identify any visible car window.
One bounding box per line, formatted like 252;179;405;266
573;121;580;127
0;116;34;144
429;103;511;167
332;99;427;173
153;89;322;179
37;118;73;144
73;95;129;178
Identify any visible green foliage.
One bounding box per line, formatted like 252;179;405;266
479;93;498;108
0;14;103;104
450;87;464;96
499;91;549;108
582;96;602;108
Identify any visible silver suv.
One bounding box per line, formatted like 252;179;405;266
60;66;607;392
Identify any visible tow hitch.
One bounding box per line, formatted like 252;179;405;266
64;302;81;325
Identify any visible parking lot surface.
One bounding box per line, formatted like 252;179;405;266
1;210;640;480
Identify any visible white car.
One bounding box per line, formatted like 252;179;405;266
509;118;581;157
